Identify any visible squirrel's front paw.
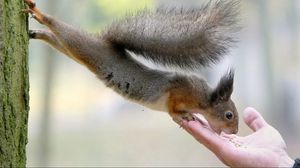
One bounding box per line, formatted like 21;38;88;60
171;112;198;127
181;112;197;121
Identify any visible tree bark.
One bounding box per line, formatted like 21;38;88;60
0;0;29;167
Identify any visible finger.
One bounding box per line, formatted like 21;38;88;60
182;120;227;154
243;107;268;131
182;121;244;166
220;132;238;139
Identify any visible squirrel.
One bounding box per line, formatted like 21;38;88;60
24;0;239;134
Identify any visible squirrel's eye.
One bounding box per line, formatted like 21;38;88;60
225;111;234;121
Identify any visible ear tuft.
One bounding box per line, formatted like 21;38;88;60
210;69;234;104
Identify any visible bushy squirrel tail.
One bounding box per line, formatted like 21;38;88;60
102;0;240;70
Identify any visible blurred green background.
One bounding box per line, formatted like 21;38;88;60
27;0;300;166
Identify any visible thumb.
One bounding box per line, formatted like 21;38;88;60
243;107;268;131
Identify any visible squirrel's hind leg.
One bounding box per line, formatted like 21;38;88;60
24;0;45;24
29;29;70;56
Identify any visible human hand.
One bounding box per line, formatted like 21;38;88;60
176;107;295;167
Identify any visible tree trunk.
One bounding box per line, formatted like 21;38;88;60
0;0;29;167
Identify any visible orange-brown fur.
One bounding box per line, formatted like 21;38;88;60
168;87;208;119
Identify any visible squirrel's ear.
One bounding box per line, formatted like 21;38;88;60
210;69;234;104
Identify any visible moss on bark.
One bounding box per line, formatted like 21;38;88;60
0;0;29;167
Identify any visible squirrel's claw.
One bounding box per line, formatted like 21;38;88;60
22;9;36;18
181;113;197;121
22;8;33;14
